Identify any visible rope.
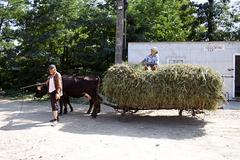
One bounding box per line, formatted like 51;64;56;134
20;82;45;90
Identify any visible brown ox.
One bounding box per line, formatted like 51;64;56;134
35;75;102;118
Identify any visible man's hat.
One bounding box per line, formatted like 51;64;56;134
151;47;158;54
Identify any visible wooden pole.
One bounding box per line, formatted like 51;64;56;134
115;0;124;64
123;0;128;61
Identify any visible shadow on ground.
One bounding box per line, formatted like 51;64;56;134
0;99;207;140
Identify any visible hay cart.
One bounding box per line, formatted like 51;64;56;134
101;63;225;117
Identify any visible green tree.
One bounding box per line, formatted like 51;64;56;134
1;0;116;90
127;0;196;42
0;0;27;89
231;0;240;40
0;0;26;52
1;0;239;92
190;0;239;41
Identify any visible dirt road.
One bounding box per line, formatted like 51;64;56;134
0;99;240;160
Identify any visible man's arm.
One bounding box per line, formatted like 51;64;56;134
44;75;50;85
141;56;149;65
44;79;49;85
140;59;146;65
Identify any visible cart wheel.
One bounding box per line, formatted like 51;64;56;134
192;109;196;117
131;109;139;114
133;109;139;113
121;109;128;116
179;109;183;116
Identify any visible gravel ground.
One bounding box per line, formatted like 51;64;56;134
0;99;240;160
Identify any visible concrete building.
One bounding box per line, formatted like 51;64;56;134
128;42;240;100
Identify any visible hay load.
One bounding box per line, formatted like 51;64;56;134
102;63;225;111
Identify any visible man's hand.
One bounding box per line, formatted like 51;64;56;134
55;93;61;100
151;65;157;71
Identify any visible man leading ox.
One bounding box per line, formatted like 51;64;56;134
45;64;62;125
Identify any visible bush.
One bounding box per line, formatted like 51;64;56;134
102;63;225;110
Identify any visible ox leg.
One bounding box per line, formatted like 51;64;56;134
85;93;96;114
91;110;97;118
97;95;102;113
69;103;73;112
63;96;69;114
89;99;101;114
63;102;68;114
95;101;101;114
67;98;73;112
59;98;63;116
87;100;93;114
91;98;98;118
96;97;101;113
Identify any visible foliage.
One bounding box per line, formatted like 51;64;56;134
190;0;240;41
0;0;239;93
127;0;196;42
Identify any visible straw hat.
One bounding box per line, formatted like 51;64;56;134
151;47;158;54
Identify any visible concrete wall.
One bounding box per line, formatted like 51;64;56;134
128;42;240;99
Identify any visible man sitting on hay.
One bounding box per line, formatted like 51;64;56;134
141;47;159;71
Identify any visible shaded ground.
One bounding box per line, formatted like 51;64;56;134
0;98;240;160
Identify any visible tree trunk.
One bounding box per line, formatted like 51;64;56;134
115;0;124;64
207;0;215;41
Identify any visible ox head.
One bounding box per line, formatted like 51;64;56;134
35;84;48;98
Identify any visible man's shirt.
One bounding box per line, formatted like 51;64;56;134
49;76;56;93
143;54;159;66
